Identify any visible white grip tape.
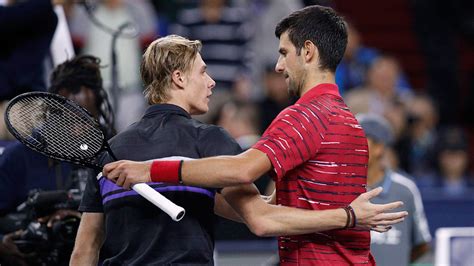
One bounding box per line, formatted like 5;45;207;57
131;183;185;221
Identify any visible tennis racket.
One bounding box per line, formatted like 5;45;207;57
4;92;185;221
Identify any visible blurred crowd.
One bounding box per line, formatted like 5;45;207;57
0;0;473;261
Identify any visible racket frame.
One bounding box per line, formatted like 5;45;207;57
5;91;114;170
4;92;185;221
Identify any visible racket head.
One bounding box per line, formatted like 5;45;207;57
4;92;107;169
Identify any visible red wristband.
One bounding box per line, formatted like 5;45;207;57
150;160;183;184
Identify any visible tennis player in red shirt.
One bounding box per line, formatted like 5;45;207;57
104;5;405;265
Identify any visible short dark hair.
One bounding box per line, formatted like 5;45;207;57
275;5;347;72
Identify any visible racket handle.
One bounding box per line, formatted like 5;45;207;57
132;183;186;221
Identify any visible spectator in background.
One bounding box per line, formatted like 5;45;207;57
0;0;59;140
344;55;412;143
147;0;195;37
335;21;411;95
171;0;253;122
0;55;114;265
217;100;260;151
397;94;439;182
432;127;474;196
68;0;157;131
357;113;431;266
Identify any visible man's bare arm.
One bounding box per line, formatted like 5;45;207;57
214;192;243;222
215;188;278;222
103;149;271;189
181;149;271;187
70;212;105;265
219;185;408;237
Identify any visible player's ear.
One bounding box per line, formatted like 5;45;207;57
171;70;186;89
303;40;317;63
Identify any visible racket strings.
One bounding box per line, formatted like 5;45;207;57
8;96;104;160
40;97;102;158
11;97;101;158
40;100;100;156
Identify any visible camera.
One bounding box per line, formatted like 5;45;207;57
12;189;81;266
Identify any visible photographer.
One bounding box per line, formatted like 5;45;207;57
0;190;83;265
0;55;115;265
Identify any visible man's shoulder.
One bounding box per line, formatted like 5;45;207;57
183;119;231;140
189;119;219;131
196;123;236;143
194;123;242;156
295;94;344;114
272;103;311;120
164;115;219;133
